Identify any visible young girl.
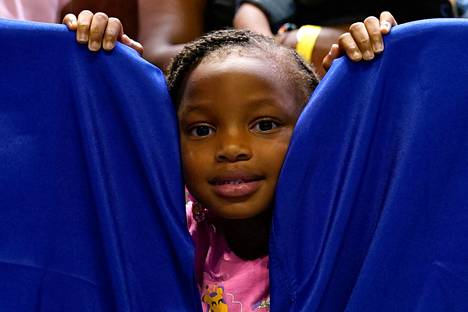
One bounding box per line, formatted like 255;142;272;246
64;12;396;311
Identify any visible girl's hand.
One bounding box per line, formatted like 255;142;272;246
322;11;397;71
63;10;144;55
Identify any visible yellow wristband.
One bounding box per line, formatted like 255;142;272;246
295;25;321;63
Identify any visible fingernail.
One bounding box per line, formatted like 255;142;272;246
363;50;374;60
373;42;383;53
381;22;391;31
77;33;88;43
103;41;113;50
89;41;100;51
352;51;362;61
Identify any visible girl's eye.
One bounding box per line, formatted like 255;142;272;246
252;119;280;132
190;125;214;137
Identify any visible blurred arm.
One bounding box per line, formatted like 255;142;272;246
138;0;206;70
233;2;273;36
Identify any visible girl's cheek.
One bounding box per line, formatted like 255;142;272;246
181;145;197;164
181;147;204;180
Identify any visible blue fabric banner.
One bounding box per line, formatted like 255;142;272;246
0;20;200;311
2;18;468;312
271;19;468;311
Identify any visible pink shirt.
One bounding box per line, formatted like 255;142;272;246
187;200;270;312
0;0;69;23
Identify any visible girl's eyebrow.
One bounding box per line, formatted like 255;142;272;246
248;98;281;106
179;103;210;115
244;97;290;112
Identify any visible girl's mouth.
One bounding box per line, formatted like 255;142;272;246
209;175;264;198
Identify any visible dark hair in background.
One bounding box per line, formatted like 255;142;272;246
166;29;320;109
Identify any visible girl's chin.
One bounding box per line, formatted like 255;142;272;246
210;206;272;221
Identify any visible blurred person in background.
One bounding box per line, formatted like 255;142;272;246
234;0;454;75
138;0;236;70
453;0;468;16
0;0;69;23
0;0;138;39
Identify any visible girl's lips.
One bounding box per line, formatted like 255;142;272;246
209;174;264;198
211;179;263;198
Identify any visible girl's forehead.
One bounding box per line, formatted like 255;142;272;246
177;54;302;119
188;54;286;87
182;58;285;104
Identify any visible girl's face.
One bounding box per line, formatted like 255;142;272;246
178;54;303;219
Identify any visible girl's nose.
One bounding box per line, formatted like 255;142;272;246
215;135;252;163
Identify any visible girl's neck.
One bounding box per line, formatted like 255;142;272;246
216;208;272;261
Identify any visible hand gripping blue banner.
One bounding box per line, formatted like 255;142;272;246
271;19;468;311
0;20;200;311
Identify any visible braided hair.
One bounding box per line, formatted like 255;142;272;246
166;29;320;109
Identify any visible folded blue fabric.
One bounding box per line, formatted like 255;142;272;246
271;19;468;311
3;18;468;312
0;20;200;311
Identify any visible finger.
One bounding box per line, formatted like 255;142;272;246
322;43;340;71
349;22;374;60
62;13;77;30
88;12;108;51
379;11;397;34
121;34;144;55
102;17;123;51
364;16;383;53
338;32;362;62
132;41;144;55
76;10;93;44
